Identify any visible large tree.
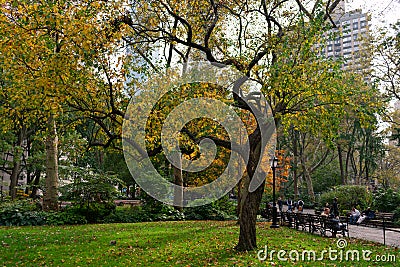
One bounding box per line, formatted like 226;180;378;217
112;0;383;251
0;0;125;209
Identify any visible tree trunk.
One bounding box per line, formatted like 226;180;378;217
235;132;265;251
235;178;265;251
29;169;41;198
301;162;315;202
9;126;26;200
173;154;183;211
43;114;59;211
292;129;299;198
9;159;21;200
338;144;346;185
299;134;315;202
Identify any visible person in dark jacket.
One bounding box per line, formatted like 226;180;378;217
332;197;339;218
286;198;293;212
278;197;283;212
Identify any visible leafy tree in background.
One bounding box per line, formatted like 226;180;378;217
0;0;126;209
372;188;400;213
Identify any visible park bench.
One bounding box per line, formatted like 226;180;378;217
359;212;395;228
319;216;348;237
114;199;141;207
281;212;348;238
260;207;272;221
280;212;300;228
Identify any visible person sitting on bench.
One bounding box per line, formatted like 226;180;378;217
356;207;375;225
349;207;360;225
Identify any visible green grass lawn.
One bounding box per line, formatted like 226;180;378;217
0;221;398;266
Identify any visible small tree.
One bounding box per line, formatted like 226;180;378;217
60;166;124;222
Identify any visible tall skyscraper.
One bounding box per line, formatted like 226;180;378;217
321;3;371;74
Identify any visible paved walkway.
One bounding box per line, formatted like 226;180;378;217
294;208;400;248
348;224;400;248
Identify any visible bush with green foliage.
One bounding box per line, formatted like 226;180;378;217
70;202;116;223
0;200;45;226
59;167;123;204
45;210;87;225
102;206;149;223
59;167;124;223
318;185;373;214
0;199;88;226
394;207;400;226
184;195;237;221
372;188;400;212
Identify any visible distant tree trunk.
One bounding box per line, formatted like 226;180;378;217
9;126;26;200
173;154;183;211
29;169;41;198
299;134;315;202
9;160;21;200
43;113;59;211
338;144;346;185
292;129;299;198
301;160;315;202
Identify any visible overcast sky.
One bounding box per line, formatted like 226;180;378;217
346;0;400;28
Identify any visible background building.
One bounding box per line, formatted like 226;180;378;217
321;1;371;74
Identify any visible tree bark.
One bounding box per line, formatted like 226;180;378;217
173;154;183;211
301;160;315;202
292;129;299;198
9;126;26;200
338;144;346;185
299;134;315;202
235;177;265;251
43;113;59;211
235;130;264;251
29;169;41;198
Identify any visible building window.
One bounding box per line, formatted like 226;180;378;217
343;45;352;51
360;21;367;28
343;36;351;43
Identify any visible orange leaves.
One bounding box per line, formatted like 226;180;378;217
265;150;291;191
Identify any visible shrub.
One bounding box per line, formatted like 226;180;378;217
184;196;237;221
0;200;45;226
45;210;87;225
155;205;185;221
319;185;373;214
394;207;400;226
185;205;229;220
372;188;400;212
59;168;122;204
102;206;151;223
0;199;90;226
0;210;47;226
71;202;116;223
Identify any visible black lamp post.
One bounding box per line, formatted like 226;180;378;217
270;156;279;228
